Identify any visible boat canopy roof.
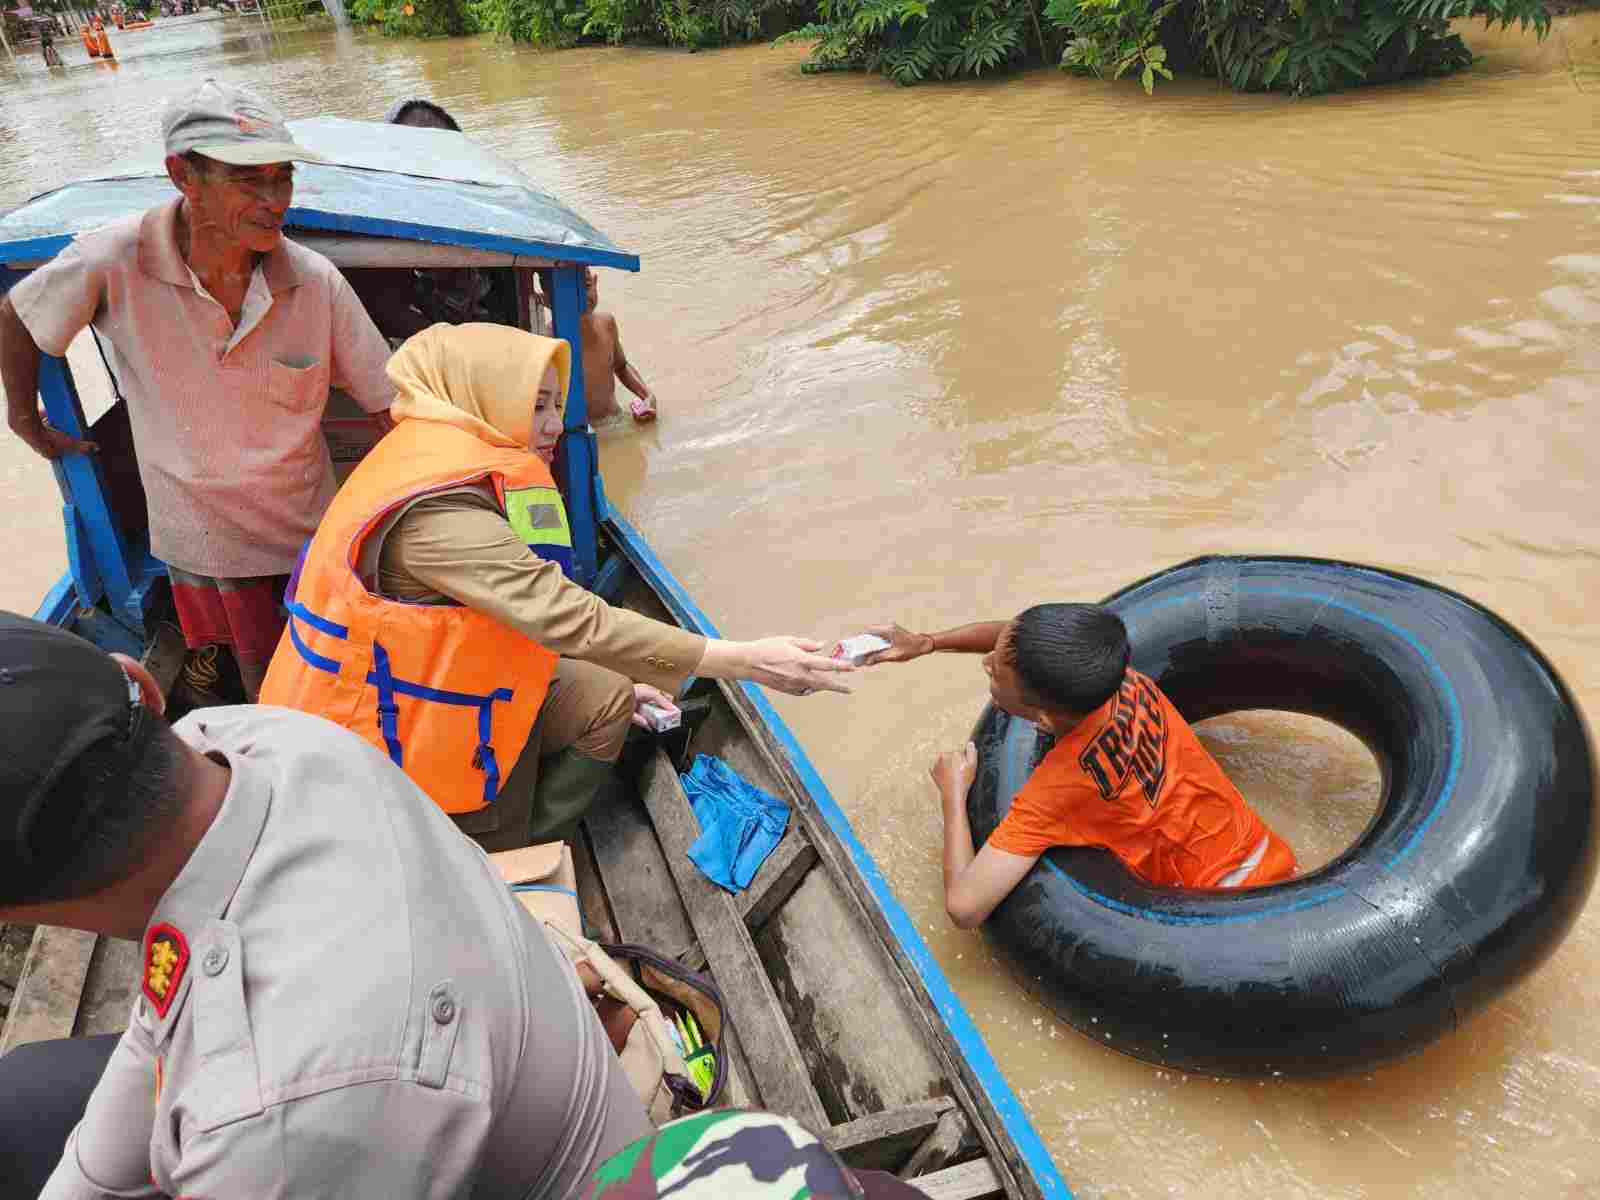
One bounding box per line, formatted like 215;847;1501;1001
0;118;640;272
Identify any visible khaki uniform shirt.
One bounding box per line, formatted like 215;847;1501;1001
42;706;647;1200
9;199;394;578
377;491;708;695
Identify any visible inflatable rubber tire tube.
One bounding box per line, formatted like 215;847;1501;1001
968;556;1598;1078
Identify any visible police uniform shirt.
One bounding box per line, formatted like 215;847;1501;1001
42;706;649;1200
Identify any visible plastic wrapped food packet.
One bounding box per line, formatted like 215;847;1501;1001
831;633;891;666
638;699;682;733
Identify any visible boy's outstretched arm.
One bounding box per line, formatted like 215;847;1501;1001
611;321;656;412
863;621;1007;665
931;742;1039;930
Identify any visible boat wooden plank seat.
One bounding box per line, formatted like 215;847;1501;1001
636;746;830;1131
0;926;98;1055
907;1157;1005;1200
573;793;761;1112
821;1097;956;1170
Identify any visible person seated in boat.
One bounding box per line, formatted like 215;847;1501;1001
342;98;506;342
0;613;653;1200
538;267;658;423
0;79;395;706
862;605;1296;928
260;322;851;850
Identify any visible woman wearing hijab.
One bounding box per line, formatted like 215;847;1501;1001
261;323;850;847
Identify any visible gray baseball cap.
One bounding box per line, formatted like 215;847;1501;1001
161;78;325;167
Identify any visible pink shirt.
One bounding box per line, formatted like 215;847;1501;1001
9;198;394;577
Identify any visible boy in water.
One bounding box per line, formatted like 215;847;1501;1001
578;267;658;422
865;604;1296;928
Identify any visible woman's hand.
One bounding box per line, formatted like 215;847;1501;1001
739;637;854;696
861;623;934;666
929;742;978;801
630;683;678;729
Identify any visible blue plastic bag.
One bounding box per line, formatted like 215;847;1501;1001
680;755;790;894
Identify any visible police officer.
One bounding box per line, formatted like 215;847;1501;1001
0;612;650;1198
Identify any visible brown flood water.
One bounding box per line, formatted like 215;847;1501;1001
3;14;1599;1196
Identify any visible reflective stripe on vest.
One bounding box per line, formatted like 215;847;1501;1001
505;484;575;579
283;600;517;805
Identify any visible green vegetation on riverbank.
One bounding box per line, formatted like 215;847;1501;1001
785;0;1550;92
344;0;810;46
346;0;1552;94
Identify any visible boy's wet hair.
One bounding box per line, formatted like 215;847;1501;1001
1007;603;1130;715
385;99;462;132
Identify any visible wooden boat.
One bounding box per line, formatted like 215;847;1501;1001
0;119;1070;1200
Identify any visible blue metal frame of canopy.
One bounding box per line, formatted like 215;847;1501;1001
0;118;639;647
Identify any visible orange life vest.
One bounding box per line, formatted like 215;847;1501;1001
260;419;566;816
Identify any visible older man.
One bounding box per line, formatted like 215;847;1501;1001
0;612;651;1199
0;79;394;703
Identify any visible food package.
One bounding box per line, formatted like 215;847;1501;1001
831;633;891;666
639;699;682;733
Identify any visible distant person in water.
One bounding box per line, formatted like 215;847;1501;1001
38;20;63;66
564;267;658;423
863;604;1297;928
384;97;462;131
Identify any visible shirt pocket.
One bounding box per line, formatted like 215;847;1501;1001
268;357;326;413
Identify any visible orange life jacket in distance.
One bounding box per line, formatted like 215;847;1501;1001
260;419;565;816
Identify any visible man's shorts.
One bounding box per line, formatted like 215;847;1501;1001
169;566;290;670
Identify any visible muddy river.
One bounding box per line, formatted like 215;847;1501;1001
2;13;1598;1197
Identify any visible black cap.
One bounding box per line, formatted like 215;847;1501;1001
0;613;156;906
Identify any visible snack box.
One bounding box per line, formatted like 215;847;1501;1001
638;699;682;733
831;633;891;666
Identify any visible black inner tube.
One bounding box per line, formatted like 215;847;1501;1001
968;556;1598;1078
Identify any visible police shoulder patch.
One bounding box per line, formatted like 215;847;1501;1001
143;923;190;1018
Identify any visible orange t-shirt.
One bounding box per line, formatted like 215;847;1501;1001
988;669;1296;888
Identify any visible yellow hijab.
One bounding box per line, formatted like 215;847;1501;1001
385;322;571;449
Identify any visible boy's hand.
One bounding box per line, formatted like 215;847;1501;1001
929;742;978;800
862;623;934;665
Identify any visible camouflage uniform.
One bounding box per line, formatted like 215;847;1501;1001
581;1109;926;1200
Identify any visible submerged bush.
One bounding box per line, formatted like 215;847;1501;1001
1049;0;1174;91
777;0;1057;81
790;0;1551;90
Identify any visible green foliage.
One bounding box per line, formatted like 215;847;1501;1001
793;0;1548;89
1182;0;1544;94
349;0;476;35
470;0;580;44
788;0;1053;82
1048;0;1175;91
471;0;799;45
